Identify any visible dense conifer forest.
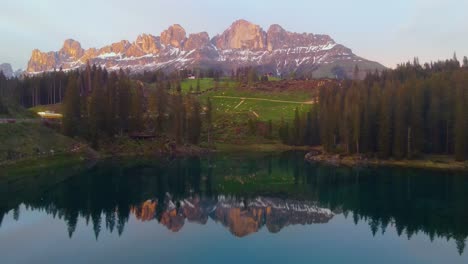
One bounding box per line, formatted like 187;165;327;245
279;56;468;161
1;56;467;160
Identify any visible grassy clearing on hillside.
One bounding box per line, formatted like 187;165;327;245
0;100;37;118
181;78;214;93
201;86;312;101
200;86;314;122
0;123;77;161
145;78;238;94
181;78;238;93
209;97;311;121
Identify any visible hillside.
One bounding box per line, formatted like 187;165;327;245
0;102;79;163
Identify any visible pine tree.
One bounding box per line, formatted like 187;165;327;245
171;94;183;144
176;81;182;93
188;97;202;144
393;82;407;159
293;107;301;145
309;106;320;146
267;120;273;139
429;76;444;153
206;97;213;145
196;79;201;93
378;81;394;158
454;71;468;161
105;72;118;136
353;65;360;80
408;79;425;158
130;85;144;132
247;68;258;86
117;76;132;134
62;75;81;137
155;83;167;133
88;72;107;147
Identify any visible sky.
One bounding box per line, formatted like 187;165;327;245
1;0;467;70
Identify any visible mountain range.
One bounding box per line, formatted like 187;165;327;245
0;63;22;78
25;19;386;78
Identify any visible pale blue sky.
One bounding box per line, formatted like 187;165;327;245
1;0;467;70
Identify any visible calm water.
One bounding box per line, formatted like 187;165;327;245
1;152;467;264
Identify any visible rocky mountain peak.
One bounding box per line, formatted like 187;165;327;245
160;24;187;48
268;24;286;34
215;19;267;50
185;32;210;51
27;49;57;73
135;34;160;54
267;24;288;51
59;39;84;60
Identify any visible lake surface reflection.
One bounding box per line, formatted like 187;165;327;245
1;152;467;263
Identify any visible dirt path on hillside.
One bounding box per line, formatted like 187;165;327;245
212;95;314;105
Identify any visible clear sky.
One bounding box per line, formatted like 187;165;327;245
1;0;467;70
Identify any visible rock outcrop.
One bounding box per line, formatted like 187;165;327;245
135;34;161;54
185;32;210;51
27;49;57;72
59;39;85;60
160;24;186;48
214;19;267;50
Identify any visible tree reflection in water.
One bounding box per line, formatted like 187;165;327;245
0;152;467;254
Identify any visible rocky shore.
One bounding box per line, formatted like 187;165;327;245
305;150;468;171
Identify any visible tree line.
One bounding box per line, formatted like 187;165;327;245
280;56;468;161
59;64;208;148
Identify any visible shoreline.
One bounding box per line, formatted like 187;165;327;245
305;152;468;172
2;143;467;172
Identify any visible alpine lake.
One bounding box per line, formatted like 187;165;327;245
1;151;467;264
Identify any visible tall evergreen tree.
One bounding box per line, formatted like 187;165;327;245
454;71;468;161
62;75;81;137
206;97;213;145
130;85;144;132
378;81;394;158
117;75;132;134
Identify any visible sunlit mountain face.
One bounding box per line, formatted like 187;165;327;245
1;152;468;262
25;20;385;79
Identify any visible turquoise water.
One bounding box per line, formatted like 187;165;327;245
0;152;467;263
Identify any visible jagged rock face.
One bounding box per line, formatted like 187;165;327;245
266;24;332;51
160;24;186;48
215;19;267;50
266;24;288;51
27;49;57;72
125;44;146;58
135;34;161;54
0;63;14;78
59;39;84;60
81;48;98;63
25;19;386;78
98;40;131;55
185;32;210;51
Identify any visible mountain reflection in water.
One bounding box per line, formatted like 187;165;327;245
132;195;334;236
1;152;467;256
